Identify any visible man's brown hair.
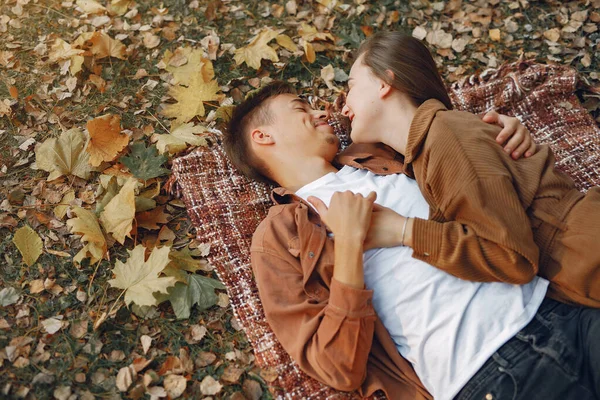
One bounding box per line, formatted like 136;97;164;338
357;31;453;110
224;81;296;185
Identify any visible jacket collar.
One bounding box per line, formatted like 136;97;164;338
404;99;448;165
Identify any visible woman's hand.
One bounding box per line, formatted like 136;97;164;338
363;203;407;251
482;111;537;160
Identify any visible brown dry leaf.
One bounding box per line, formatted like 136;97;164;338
67;206;107;263
143;32;161;49
544;28;561;42
69;320;88;339
199;375;222;396
76;0;106;14
303;41;316;63
116;365;135;392
320;64;336;90
136;206;170;230
88;74;106;93
75;31;127;60
86;114;129;167
99;177;138;244
163;375;186;399
35;128;93;181
276;34;298;52
29;279;45;294
489;29;501;41
221;365;244;384
54;190;75;220
107;0;130;15
242;379;263;400
12;225;43;267
140;335;152;354
234;28;280;69
48;38;85;63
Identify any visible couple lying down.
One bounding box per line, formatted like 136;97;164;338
223;32;600;400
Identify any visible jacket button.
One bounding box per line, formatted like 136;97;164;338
308;251;315;258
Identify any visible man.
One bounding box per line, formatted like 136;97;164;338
223;82;600;400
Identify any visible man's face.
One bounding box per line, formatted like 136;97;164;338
261;93;340;160
342;55;383;144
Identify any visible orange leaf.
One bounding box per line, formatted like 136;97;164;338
86;114;129;166
136;206;170;230
9;86;18;99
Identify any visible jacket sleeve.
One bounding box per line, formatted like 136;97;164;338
411;175;539;284
251;249;377;392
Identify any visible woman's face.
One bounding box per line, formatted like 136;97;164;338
342;55;384;143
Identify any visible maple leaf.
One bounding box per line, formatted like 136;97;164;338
76;0;106;14
152;123;208;155
86;114;130;166
161;74;220;129
108;245;176;307
234;28;280;69
162;48;214;86
136;205;170;230
66;206;108;263
164;271;224;319
48;38;85;63
13;225;43;267
107;0;129;16
99;177;138;244
35;128;93;181
120;142;169;181
74;32;127;60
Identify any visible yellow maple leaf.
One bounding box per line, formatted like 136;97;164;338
163;48;214;86
108;245;176;307
107;0;130;16
13;225;43;267
54;190;75;220
234;28;280;69
161;73;219;128
99;177;138;244
35;128;93;181
74;32;127;60
298;23;335;42
86;114;130;167
48;38;85;63
66;206;108;263
152;122;208;155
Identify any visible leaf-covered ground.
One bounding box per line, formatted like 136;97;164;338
0;0;598;399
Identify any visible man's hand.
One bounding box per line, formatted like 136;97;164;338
363;203;407;251
482;111;537;160
307;191;377;243
307;191;377;289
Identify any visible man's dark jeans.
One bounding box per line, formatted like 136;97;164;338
455;298;600;400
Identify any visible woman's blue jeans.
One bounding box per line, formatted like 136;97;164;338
454;298;600;400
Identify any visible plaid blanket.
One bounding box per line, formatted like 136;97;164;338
170;61;600;399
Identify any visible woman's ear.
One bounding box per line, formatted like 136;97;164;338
250;128;275;145
379;70;395;98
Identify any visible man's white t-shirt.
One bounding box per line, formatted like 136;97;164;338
295;166;548;400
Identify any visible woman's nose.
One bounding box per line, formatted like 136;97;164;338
341;104;349;117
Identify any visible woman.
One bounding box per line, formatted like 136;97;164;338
339;31;600;308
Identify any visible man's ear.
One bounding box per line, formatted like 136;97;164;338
250;128;275;145
379;70;394;98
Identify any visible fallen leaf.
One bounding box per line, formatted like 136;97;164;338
86;114;129;167
54;190;75;220
67;206;108;263
276;34;297;52
41;316;64;334
163;375;186;399
234;28;280;69
200;375;222;396
13;225;43;266
120;143;169;181
35;128;93;181
320;64;336;90
108;245;176;307
544;28;561;42
221;365;244;383
136;206;170;230
76;0;106;14
143;33;161;49
99;177;137;244
152;123;208;155
243;379;263;400
165;271;225;319
489;29;501;41
161;73;220;128
75;31;127;60
140;335;152;354
48;38;85;63
29;279;45;294
69;320;88;339
116;365;135;392
0;287;20;307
